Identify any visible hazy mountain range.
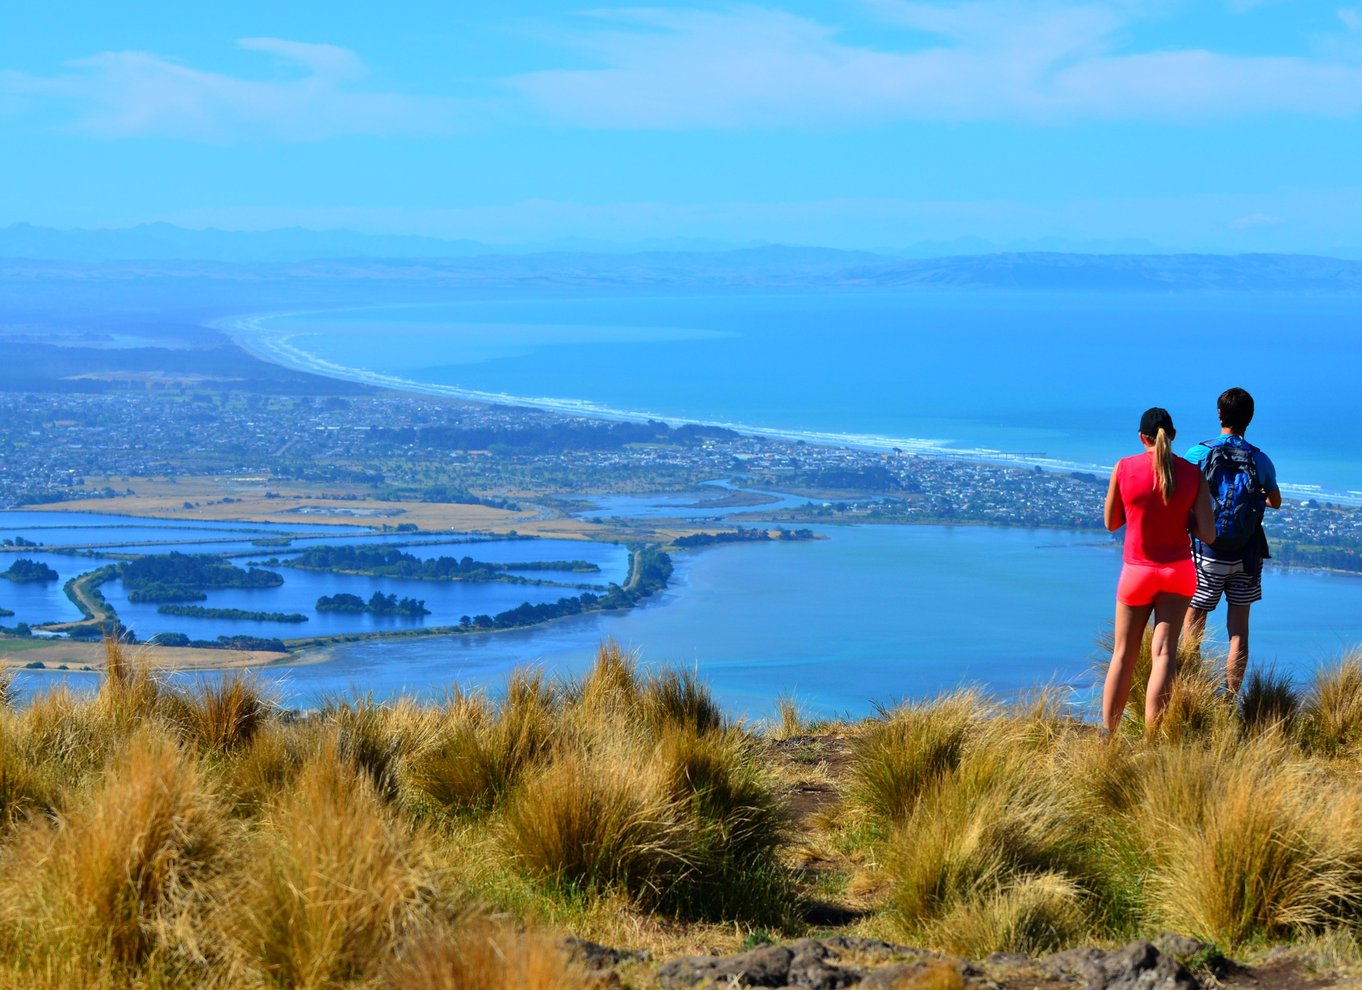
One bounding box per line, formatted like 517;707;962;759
6;222;1361;265
1;225;1361;299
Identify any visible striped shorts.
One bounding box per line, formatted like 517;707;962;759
1191;554;1262;610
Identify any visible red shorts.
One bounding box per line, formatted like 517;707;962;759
1117;559;1197;607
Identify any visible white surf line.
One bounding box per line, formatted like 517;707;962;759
213;311;1362;505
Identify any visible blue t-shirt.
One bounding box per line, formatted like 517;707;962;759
1185;434;1279;563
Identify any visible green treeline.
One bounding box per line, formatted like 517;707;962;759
152;633;288;651
316;592;430;617
673;527;816;548
457;545;673;633
1;559;59;583
119;553;284;603
1272;542;1362;573
289;545;601;582
156;604;309;623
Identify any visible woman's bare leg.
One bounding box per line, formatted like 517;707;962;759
1104;601;1153;734
1145;593;1191;729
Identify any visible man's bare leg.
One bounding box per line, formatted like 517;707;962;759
1225;603;1252;696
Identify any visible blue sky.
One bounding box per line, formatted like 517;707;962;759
3;1;1361;251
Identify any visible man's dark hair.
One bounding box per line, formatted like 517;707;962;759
1218;387;1255;434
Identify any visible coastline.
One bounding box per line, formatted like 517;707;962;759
213;308;1362;507
212;310;1122;484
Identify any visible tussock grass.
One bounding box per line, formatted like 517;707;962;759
0;728;230;976
502;748;694;906
382;914;600;990
3;632;1362;983
213;745;440;988
166;674;273;754
847;690;986;824
1299;653;1362;757
840;643;1362;956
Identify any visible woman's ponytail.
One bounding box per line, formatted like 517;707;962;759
1153;427;1176;504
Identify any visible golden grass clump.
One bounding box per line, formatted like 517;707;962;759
1298;653;1362;757
165;674;274;754
0;728;230;975
500;747;695;906
847;689;987;824
405;680;554;816
881;743;1096;948
381;914;602;990
213;743;439;988
932;872;1090;958
1134;735;1362;948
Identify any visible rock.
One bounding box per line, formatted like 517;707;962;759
1045;941;1199;990
657;944;794;988
821;936;923;963
984;952;1034;969
561;935;651;971
1151;934;1210;962
655;939;861;989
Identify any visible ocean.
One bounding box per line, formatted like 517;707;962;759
230;289;1362;500
16;287;1345;713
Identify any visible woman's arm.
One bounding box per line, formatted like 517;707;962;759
1192;478;1216;544
1104;464;1125;532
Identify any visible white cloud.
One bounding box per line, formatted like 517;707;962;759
0;38;458;141
511;3;1362;127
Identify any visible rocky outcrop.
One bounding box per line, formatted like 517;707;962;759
597;934;1206;990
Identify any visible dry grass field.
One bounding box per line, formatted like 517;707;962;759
0;636;1360;988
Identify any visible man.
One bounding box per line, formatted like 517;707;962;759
1184;387;1281;696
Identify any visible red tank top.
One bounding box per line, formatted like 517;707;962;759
1116;452;1201;565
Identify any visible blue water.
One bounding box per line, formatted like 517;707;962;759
242;292;1362;499
13;524;1360;718
0;513;631;641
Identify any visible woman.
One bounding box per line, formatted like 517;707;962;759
1103;407;1215;735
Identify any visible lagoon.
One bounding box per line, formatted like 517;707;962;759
10;517;1359;719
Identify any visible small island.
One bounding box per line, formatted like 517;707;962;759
317;591;431;617
1;559;59;583
156;604;310;623
120;553;284;603
289;545;601;583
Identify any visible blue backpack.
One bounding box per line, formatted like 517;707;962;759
1200;438;1265;552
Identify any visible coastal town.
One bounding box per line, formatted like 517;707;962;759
1;381;1358;572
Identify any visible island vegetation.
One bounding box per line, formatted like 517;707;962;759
289;544;602;582
119;553;284;603
672;526;816;548
155;604;309;623
1;559;59;583
316;592;430;617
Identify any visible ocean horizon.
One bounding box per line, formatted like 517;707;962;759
218;289;1362;504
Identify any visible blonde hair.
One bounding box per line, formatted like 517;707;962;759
1152;427;1176;504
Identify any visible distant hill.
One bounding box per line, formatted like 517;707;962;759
3;247;1360;294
